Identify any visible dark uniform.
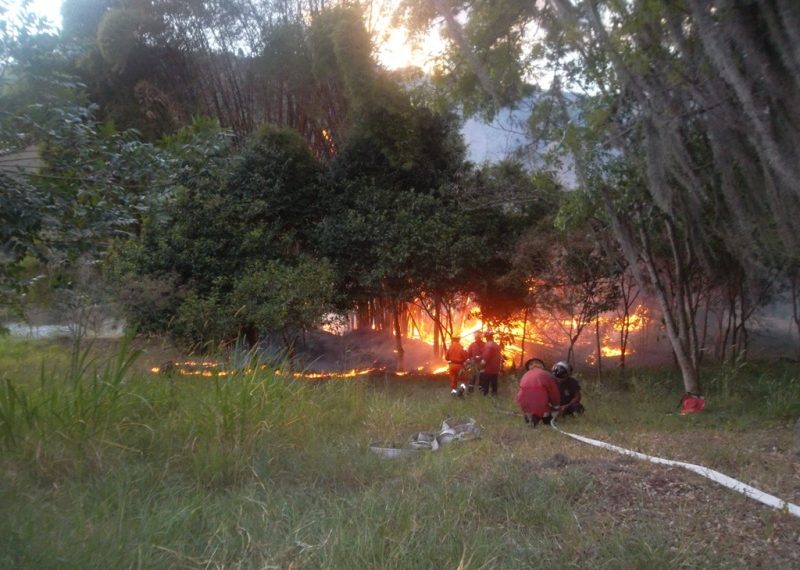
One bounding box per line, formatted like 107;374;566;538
557;376;584;416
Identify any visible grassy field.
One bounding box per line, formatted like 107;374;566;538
0;337;799;569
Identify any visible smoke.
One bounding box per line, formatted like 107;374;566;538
296;329;448;373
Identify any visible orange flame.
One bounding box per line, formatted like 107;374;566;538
612;305;649;332
600;346;623;358
148;361;430;380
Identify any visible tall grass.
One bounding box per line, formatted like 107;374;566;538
0;337;796;568
573;360;800;437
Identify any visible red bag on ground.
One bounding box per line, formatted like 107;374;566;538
680;393;706;415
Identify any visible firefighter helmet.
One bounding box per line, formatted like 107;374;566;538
552;361;571;379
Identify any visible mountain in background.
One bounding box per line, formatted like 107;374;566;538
460;95;577;188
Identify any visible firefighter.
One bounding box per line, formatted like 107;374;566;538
445;334;468;395
464;331;485;393
552;361;585;416
478;330;502;396
516;365;561;426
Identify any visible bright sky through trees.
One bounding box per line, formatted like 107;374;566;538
7;0;62;27
372;16;445;72
7;0;443;71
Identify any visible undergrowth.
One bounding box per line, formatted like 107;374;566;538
0;337;797;568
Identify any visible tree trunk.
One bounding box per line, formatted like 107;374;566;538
392;300;405;372
699;291;711;364
617;270;638;371
519;306;529;368
281;330;296;371
567;333;577;367
241;324;258;349
605;203;702;394
792;271;800;360
640;224;702;394
433;295;441;359
356;302;370;330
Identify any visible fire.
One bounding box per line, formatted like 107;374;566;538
286;368;379;379
405;300;538;371
149;361;441;380
148;360;233;377
321;128;336;153
151;302;653;378
612;306;649;332
600;346;623;358
589;306;649;363
561;318;580;329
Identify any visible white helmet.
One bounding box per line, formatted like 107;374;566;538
552;361;571;379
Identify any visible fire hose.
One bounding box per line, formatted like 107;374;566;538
366;407;800;518
368;416;481;459
549;415;800;518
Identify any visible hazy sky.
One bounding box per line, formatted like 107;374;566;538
9;0;62;27
6;0;442;71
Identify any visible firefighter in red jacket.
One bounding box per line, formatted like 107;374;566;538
478;330;503;396
464;331;485;393
516;367;561;426
445;334;468;395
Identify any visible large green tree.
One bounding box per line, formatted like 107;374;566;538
1;7;172;316
115;124;333;348
398;0;800;394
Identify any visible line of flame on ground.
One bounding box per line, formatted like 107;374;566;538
149;361;449;379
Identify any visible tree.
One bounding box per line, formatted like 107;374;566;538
533;231;618;367
115;124;329;347
1;8;172;317
789;263;800;361
398;0;800;394
613;267;640;370
0;172;44;310
231;256;337;358
317;184;473;369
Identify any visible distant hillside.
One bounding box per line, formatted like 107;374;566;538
460;96;577;188
461;106;533;165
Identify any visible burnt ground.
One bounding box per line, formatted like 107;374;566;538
115;329;447;374
295;328;446;372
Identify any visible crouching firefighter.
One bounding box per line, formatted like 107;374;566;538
516;365;561;426
552;361;585;416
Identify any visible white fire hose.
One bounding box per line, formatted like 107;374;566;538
368;416;481;459
367;407;800;518
550;416;800;518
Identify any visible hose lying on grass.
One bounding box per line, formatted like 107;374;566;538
368;416;480;459
550;418;800;519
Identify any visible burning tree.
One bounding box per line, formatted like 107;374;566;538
538;244;619;367
613;267;641;370
396;0;800;395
